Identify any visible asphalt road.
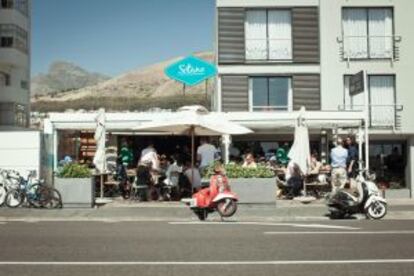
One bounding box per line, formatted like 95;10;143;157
0;220;414;276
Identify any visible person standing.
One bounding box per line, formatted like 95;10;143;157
120;141;133;167
197;138;218;174
345;136;358;178
330;137;348;193
139;141;159;172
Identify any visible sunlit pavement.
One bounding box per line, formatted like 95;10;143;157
0;220;414;276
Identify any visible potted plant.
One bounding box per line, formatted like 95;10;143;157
204;163;276;204
54;163;94;208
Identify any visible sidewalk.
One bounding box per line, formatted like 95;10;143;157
0;198;413;222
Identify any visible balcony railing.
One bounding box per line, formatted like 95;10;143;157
245;38;292;61
338;35;402;64
338;104;403;130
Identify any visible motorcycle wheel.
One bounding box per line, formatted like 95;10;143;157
5;189;24;208
217;199;237;218
365;201;387;220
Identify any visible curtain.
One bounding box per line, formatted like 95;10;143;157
343;9;368;58
370;76;395;127
245;10;267;60
268;10;292;60
369;9;393;58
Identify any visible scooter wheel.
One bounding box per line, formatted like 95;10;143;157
217;199;237;218
365;201;387;220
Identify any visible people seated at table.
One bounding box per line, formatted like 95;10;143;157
163;154;183;187
277;161;304;199
242;153;257;168
309;151;322;175
183;161;202;193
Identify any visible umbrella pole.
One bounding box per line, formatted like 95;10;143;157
191;126;195;193
100;174;104;198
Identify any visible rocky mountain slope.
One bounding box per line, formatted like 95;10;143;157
32;61;110;96
32;52;214;103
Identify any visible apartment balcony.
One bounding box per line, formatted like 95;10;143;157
0;8;29;28
338;104;403;130
0;48;28;68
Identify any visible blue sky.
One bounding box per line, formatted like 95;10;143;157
32;0;215;76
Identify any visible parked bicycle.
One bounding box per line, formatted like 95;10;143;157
3;170;62;209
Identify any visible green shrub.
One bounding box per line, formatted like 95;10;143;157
204;163;274;179
57;163;92;178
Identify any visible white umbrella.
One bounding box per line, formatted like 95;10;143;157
93;108;107;200
288;107;311;175
133;106;253;183
134;106;252;136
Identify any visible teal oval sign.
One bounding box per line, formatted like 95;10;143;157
165;56;217;86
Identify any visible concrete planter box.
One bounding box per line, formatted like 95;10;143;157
383;188;411;199
229;178;276;204
54;177;95;208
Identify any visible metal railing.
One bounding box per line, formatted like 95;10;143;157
338;35;402;63
338;104;403;130
245;38;292;60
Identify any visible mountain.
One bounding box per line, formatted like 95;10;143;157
31;61;110;96
31;52;215;112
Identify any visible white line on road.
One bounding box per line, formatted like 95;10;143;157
0;259;414;266
264;230;414;235
169;221;360;230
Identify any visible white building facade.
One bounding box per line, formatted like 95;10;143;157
0;0;30;128
215;0;414;197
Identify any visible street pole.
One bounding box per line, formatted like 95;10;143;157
364;70;370;172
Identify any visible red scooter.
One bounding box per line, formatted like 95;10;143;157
185;173;239;221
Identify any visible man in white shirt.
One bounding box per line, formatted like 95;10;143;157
197;138;218;173
140;142;159;171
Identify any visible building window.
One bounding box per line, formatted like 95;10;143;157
14;0;28;16
344;75;395;127
15;104;27;127
0;24;28;53
342;8;394;59
249;77;292;111
0;0;28;16
1;0;13;9
245;10;292;61
0;71;11;86
369;76;395;127
20;80;28;89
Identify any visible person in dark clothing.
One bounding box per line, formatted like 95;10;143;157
345;136;359;178
115;156;129;198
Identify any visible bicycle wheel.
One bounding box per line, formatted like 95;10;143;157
43;188;63;209
0;186;7;207
27;184;51;208
5;189;24;208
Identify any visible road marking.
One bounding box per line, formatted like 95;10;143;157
0;259;414;266
169;221;359;230
264;230;414;235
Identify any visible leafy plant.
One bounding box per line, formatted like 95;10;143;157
204;163;274;179
57;163;91;178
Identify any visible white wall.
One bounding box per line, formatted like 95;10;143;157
0;131;40;175
320;0;414;134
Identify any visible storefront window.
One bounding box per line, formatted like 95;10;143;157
369;141;406;188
